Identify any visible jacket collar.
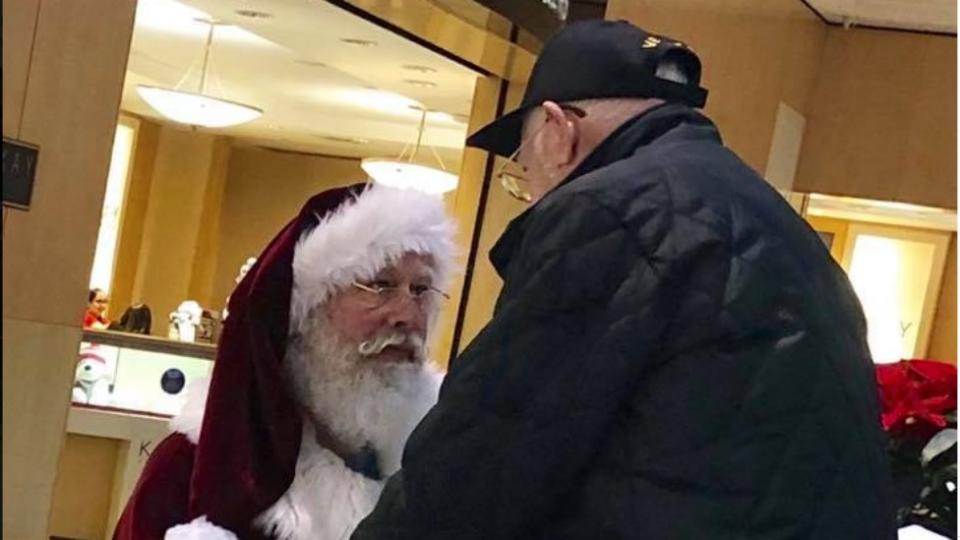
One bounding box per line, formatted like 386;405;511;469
489;103;719;276
564;102;717;182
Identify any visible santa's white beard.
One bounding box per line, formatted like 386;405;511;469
284;317;440;476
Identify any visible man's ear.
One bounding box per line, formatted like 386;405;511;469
541;101;579;166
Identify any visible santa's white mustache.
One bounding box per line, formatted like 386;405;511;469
358;331;424;357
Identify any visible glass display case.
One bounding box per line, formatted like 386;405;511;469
73;329;215;417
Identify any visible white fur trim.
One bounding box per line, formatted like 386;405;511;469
255;365;442;539
169;376;211;444
255;426;384;540
290;184;457;334
165;516;238;540
316;361;443;477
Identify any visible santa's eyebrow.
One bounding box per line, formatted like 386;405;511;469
412;273;434;284
372;268;399;280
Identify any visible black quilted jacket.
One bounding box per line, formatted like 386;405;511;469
353;103;897;539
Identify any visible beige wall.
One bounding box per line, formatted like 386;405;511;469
124;126;229;334
795;28;957;209
111;120;229;329
111;119;161;315
211;147;367;311
929;235;957;364
188;138;232;305
48;434;121;540
606;0;827;173
1;0;137;537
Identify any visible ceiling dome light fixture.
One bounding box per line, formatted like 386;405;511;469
402;64;437;74
316;134;369;145
295;59;328;68
234;9;272;19
361;107;458;195
136;20;262;128
340;38;378;47
403;79;437;88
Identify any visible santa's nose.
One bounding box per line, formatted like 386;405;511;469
383;297;426;334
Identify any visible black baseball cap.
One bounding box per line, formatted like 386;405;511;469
466;20;709;157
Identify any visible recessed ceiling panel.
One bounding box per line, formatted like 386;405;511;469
121;0;480;163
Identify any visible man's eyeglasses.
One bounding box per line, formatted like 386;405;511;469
496;104;587;203
351;280;449;309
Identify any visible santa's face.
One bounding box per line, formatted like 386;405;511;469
324;252;439;364
285;294;441;469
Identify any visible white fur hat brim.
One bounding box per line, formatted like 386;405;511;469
289;184;457;333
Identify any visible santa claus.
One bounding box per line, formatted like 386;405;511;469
113;183;456;539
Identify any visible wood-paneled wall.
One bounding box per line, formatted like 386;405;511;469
111;120;161;317
929;235;957;363
1;0;137;537
126;127;228;333
795;27;957;209
48;435;121;540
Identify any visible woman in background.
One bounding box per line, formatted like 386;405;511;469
83;288;111;329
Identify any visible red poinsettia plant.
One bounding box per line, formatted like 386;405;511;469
877;359;957;440
876;359;957;537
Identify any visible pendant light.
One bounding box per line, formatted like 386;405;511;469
361;107;458;194
137;20;262;128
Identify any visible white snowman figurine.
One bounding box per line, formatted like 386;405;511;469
72;350;113;405
169;300;204;343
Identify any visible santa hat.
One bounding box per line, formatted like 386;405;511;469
185;183;456;534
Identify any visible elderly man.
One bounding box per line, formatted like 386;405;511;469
114;184;455;540
354;20;896;539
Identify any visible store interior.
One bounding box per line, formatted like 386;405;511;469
3;0;955;538
56;1;960;536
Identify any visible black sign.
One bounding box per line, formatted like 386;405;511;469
3;138;40;210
